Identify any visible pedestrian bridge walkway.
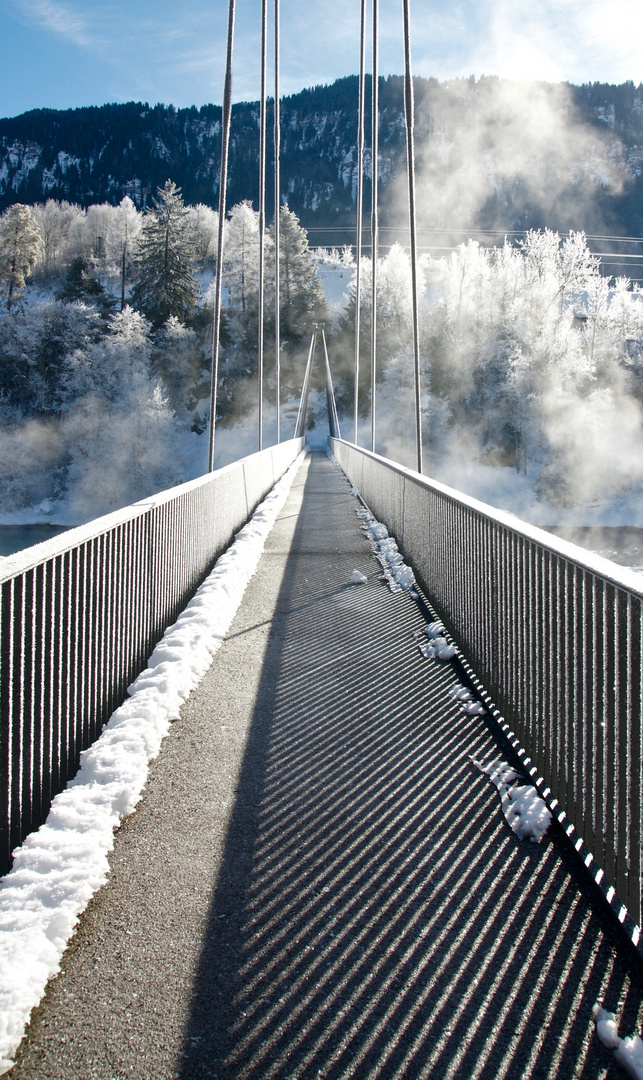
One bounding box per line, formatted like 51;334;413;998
8;452;643;1079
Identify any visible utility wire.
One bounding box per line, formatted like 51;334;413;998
402;0;423;475
274;0;281;443
371;0;379;454
208;0;235;472
353;0;366;445
258;0;267;451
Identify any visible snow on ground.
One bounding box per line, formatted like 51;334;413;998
0;450;306;1074
594;1006;643;1078
351;498;419;595
472;757;552;843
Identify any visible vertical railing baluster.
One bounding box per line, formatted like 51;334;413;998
570;564;579;826
7;580;22;855
603;581;617;887
543;550;553;784
40;561;53;822
579;570;592;854
1;580;10;861
32;564;46;831
21;570;35;840
628;595;642;926
616;588;630;911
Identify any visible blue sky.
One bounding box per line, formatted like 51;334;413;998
1;0;642;119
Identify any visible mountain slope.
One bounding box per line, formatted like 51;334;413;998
2;75;643;240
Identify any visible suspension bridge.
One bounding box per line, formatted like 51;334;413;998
2;2;643;1077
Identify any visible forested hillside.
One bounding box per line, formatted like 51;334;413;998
2;76;643;239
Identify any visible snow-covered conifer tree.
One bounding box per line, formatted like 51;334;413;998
224;201;261;320
132;181;199;327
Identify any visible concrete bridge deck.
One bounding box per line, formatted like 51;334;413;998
9;452;643;1079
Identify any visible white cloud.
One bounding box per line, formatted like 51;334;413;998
12;0;96;48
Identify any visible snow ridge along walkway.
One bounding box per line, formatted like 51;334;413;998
8;451;643;1079
0;451;306;1074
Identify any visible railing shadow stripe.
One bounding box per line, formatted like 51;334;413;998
177;453;642;1079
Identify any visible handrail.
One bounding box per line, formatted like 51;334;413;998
0;438;304;873
331;436;643;936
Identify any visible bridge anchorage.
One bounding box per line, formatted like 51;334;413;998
2;2;643;1078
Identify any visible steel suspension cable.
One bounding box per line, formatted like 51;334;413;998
208;0;236;472
321;326;341;439
353;0;367;445
370;0;379;453
274;0;281;443
257;0;267;450
402;0;423;475
294;327;317;438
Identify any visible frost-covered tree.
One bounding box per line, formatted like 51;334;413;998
274;205;326;341
152;315;207;425
57;256;113;315
224;201;261;319
31;200;84;276
105;197;143;310
132;180;199;327
0;299;104;414
63;306;153;404
0;204;42;310
185;204;219;266
62;306;184;517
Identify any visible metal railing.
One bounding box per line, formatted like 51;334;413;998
0;438;304;873
331;437;643;933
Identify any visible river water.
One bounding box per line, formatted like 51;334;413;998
0;524;71;558
539;526;643;570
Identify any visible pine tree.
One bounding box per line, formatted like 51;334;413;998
57;255;113;315
0;203;42;310
131;181;199;327
224;201;261;320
